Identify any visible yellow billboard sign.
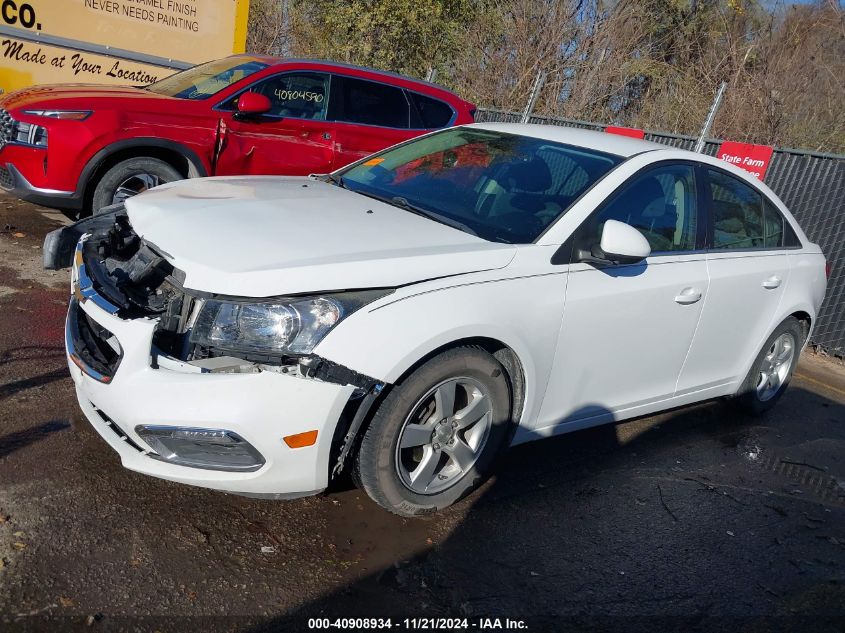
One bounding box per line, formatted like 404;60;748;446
0;0;250;93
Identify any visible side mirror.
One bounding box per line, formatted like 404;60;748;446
579;219;651;266
234;92;271;119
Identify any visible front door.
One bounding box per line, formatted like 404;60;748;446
214;71;335;177
537;163;708;428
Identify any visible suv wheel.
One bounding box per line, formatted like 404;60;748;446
353;347;512;517
91;157;182;214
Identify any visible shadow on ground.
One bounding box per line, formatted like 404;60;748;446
248;387;845;633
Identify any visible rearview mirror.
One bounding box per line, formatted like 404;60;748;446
234;92;271;119
579;219;651;266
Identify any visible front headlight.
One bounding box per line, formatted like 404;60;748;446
189;289;391;356
14;121;47;146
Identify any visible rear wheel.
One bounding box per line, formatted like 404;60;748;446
354;347;512;517
735;316;804;414
91;157;182;214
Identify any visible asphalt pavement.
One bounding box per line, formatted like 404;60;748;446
0;194;843;632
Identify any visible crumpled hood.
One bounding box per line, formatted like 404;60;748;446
124;177;516;297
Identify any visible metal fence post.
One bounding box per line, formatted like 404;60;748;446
521;72;546;124
694;82;726;153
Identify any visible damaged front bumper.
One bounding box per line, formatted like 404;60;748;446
61;210;383;497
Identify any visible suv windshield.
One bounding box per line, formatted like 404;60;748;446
145;57;269;100
338;128;623;244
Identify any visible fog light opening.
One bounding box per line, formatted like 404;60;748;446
134;426;265;472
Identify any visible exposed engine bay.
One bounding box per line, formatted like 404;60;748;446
52;205;380;391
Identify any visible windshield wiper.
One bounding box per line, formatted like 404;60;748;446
317;173;347;189
391;196;478;237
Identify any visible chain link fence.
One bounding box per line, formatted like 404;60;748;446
476;108;845;357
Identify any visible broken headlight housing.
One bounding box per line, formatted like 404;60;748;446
189;290;391;357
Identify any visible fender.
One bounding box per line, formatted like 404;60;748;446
75;138;211;199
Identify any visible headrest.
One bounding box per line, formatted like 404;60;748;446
500;157;552;192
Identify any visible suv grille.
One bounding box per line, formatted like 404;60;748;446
0;108;15;146
0;165;12;189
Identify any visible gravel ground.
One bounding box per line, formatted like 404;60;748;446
0;194;843;632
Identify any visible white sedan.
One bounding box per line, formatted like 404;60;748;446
55;123;828;516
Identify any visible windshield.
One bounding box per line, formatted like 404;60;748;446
338;128;623;244
145;57;269;100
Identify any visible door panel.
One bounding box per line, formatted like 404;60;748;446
536;256;708;428
214;116;335;176
332;123;416;169
675;252;790;393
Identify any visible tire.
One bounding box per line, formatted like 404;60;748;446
91;157;182;214
354;347;512;517
735;316;805;415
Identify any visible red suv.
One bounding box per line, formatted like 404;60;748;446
0;56;475;215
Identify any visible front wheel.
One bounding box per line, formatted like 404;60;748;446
354;347;512;517
91;157;182;214
735;316;804;415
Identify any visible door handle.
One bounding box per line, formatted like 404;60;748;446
762;275;782;289
322;132;332;140
674;287;702;305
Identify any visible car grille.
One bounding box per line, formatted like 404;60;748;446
0;165;12;189
72;301;123;379
0;108;15;146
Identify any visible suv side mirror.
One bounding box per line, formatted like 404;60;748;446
234;92;272;119
578;219;651;266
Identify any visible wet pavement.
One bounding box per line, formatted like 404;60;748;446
0;194;843;632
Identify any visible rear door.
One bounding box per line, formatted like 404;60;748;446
675;167;793;394
214;71;336;176
327;74;417;169
538;162;709;426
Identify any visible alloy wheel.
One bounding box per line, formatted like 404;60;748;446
756;332;795;402
395;377;493;495
112;173;162;205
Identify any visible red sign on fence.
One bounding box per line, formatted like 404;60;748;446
717;141;774;180
605;126;645;139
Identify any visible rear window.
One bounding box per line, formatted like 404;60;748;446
328;75;409;128
408;92;454;128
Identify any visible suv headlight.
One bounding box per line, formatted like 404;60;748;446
14;121;47;146
189;289;391;356
10;111;92;148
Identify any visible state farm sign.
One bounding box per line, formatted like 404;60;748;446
717;141;774;180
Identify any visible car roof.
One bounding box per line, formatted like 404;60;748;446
230;55;462;99
468;122;669;158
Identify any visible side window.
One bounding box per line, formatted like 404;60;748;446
762;197;784;247
228;72;329;119
578;164;699;254
407;91;454;128
328;75;409;128
763;197;800;248
708;169;765;249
